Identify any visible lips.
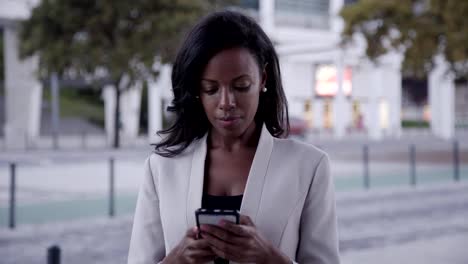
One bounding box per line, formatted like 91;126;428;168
218;116;240;128
220;116;239;121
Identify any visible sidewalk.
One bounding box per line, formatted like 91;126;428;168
1;128;468;154
341;234;468;264
1;183;467;264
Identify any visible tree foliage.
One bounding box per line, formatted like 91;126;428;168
20;0;216;84
20;0;234;147
341;0;468;79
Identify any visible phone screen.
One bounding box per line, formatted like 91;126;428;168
197;214;238;225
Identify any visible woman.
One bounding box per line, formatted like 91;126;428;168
128;10;339;264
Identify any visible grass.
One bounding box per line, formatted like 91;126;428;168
43;87;105;128
402;120;430;128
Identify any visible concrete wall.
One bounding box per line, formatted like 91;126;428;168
429;57;455;140
3;25;42;149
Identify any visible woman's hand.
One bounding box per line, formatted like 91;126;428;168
199;214;291;264
162;226;215;264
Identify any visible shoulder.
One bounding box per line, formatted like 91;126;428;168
147;138;201;169
272;137;328;162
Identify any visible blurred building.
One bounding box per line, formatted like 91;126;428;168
0;0;42;149
153;0;405;141
154;0;458;141
241;0;464;140
1;0;465;149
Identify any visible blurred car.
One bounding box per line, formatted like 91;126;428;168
289;116;308;137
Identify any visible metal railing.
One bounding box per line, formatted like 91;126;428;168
0;132;149;151
358;140;462;189
5;157;118;230
2;140;465;229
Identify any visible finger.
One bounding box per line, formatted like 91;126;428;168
220;220;250;237
186;226;198;238
202;231;245;258
239;214;255;226
193;254;217;263
191;238;213;250
209;245;228;260
209;244;248;263
200;224;233;242
201;229;247;249
187;248;216;258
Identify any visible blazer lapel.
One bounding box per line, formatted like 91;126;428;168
185;125;274;228
186;134;208;228
240;125;274;223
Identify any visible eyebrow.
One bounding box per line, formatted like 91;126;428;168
201;74;250;83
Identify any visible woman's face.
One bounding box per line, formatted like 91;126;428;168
199;47;266;138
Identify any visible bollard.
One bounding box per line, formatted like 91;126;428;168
24;133;29;150
109;157;115;217
81;130;87;149
47;245;61;264
9;163;16;229
363;145;370;189
453;140;460;182
52;133;59;150
410;144;416;186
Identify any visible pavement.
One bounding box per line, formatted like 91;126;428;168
0;133;467;263
1;182;467;264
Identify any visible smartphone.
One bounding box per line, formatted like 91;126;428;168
195;208;240;230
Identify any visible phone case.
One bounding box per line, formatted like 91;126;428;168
195;208;240;229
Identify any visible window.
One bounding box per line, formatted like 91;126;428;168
238;0;259;10
275;0;330;29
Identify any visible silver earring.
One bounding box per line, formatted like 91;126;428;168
195;95;199;99
262;87;268;93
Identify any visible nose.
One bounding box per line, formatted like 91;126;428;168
219;87;236;111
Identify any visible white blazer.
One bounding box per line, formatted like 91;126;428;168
128;125;340;264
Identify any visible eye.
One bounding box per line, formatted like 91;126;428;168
203;87;218;95
233;80;251;92
234;85;250;92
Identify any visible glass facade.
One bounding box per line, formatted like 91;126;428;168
238;0;260;10
236;0;330;29
275;0;330;29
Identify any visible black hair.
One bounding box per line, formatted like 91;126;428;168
154;10;289;157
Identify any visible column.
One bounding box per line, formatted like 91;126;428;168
120;81;142;143
259;0;275;33
148;81;162;144
367;67;383;140
313;99;324;131
330;0;345;33
389;67;402;138
333;51;347;139
148;65;171;144
102;85;116;146
379;53;403;138
429;57;455;139
3;25;42;149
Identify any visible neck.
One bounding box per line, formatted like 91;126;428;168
209;122;261;151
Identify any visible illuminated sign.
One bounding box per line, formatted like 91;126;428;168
315;65;352;97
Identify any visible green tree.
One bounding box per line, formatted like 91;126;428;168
341;0;468;79
20;0;230;148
